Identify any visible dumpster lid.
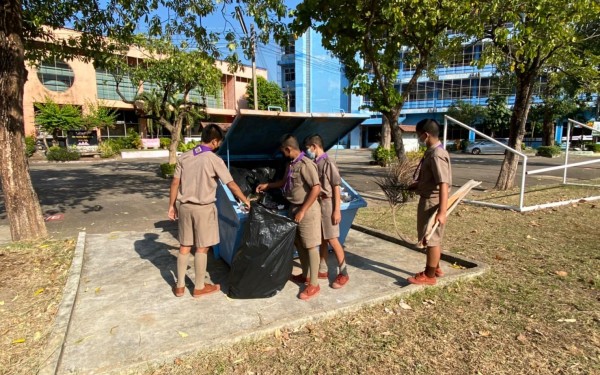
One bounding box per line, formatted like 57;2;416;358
218;109;369;160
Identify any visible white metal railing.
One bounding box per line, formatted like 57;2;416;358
444;115;528;210
444;115;600;212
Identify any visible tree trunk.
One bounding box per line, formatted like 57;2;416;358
167;117;184;165
384;110;406;162
495;73;535;190
0;0;48;241
380;115;392;149
541;110;555;146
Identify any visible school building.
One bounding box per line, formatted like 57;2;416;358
279;30;598;149
24;28;266;140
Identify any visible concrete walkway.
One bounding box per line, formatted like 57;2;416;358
40;227;486;374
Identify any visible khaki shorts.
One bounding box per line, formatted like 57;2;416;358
178;203;219;248
417;196;445;247
320;198;340;240
289;202;321;249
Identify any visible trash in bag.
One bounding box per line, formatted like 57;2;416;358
230;167;276;196
228;204;297;299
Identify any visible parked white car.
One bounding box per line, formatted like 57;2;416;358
464;139;509;154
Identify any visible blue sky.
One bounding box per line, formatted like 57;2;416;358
136;1;304;82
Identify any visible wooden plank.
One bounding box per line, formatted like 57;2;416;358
421;179;482;246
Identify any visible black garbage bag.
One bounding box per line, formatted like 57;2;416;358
230;167;276;197
228;204;297;299
229;167;254;196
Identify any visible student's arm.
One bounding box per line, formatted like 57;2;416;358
168;177;180;220
226;181;251;207
294;184;320;223
256;179;285;192
332;185;342;225
435;182;449;226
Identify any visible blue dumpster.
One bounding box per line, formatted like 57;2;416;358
213;109;369;266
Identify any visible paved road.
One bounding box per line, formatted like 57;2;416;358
0;149;598;239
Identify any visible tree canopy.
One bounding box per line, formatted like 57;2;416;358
246;76;287;111
474;0;600;189
291;0;479;160
106;37;223;164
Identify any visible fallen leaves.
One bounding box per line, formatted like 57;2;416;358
557;318;577;323
177;331;189;338
398;300;413;310
33;288;45;296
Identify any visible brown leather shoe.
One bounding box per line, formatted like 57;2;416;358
173;286;185;297
407;271;436;286
290;274;308;284
193;284;220;298
331;273;349;289
299;284;320;300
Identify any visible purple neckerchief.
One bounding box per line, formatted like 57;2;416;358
283;152;305;193
315;152;328;164
413;142;444;182
192;145;213;156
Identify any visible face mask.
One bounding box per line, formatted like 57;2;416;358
306;148;316;159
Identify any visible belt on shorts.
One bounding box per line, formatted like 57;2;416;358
180;201;213;206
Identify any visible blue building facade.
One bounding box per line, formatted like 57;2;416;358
279;31;597;148
278;29;365;148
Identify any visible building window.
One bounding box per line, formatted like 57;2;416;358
284;67;295;82
283;44;295;55
96;68;137;101
37;59;75;92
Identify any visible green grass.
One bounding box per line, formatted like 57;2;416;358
140;189;600;374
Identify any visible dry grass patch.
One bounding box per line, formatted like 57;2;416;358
0;238;75;375
140;189;599;375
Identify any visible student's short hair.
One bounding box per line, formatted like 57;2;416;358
279;133;300;150
202;124;224;143
416;119;440;137
304;134;324;149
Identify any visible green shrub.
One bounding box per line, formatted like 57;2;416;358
25;136;37;157
406;149;425;161
460;140;471;151
46;146;80;161
177;140;199;152
159;137;171;149
98;141;117;158
160;163;176;178
123;129;142;149
536;145;562;158
371;145;396;166
592;144;600;153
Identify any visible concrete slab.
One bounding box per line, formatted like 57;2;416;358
45;228;486;374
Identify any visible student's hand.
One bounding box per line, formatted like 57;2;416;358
332;210;341;225
294;209;306;223
435;211;447;226
256;183;268;193
168;205;178;221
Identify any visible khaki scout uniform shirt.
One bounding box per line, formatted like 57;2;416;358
316;155;342;198
416;142;452;199
284;155;320;204
174;148;233;204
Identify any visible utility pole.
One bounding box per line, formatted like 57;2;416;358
251;24;258;110
236;6;258;110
